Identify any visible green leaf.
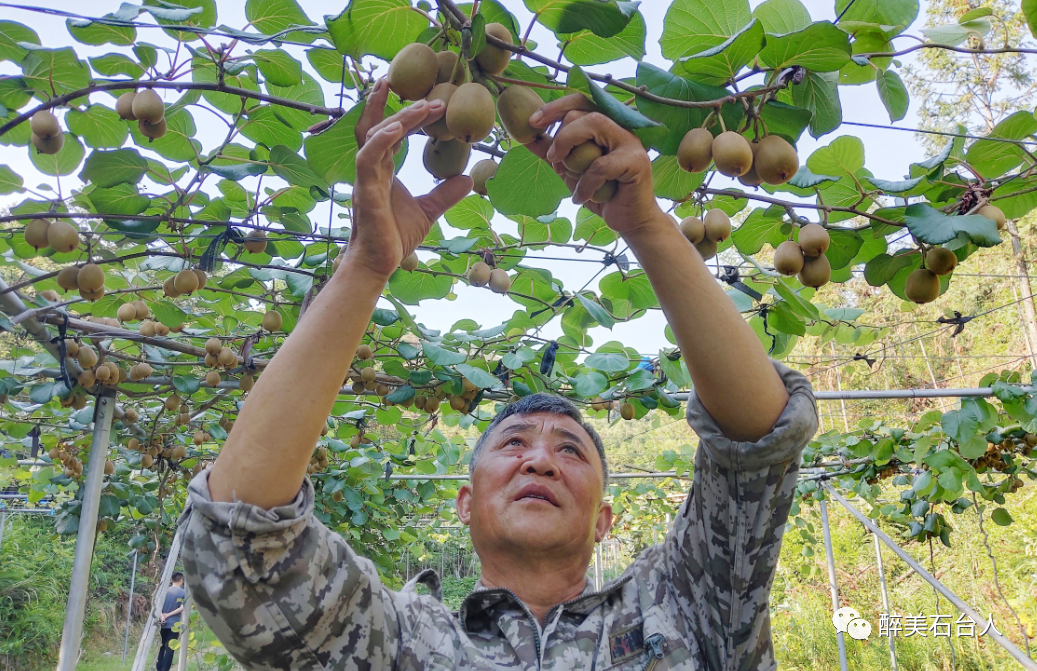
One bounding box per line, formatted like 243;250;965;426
456;363;502;389
305;102;362;185
241;106;302;151
563;11;646;66
66;18;136;46
863;252;916;286
834;0;917;34
760;22;851;72
806;135;864;178
0;21;40;63
569;66;666;146
87;184;150;215
753;0;811;33
172;375;200;395
79;149;148;188
574;208;617;246
789;71;841;139
600;270;657;309
388;268;453;304
129;109;200;163
920;20;990;47
585;351;630;372
680;19;765;84
759;100;812;144
269;145;328;194
422;340;466;366
634;62;736;154
651;154;703;200
731;209;787;254
876;70;908;122
21;48;91;96
29;133;84;176
89;53;145;78
307;48;352;84
576;293;615;329
65;105;128;149
152;300;187;328
904;204;1001;247
487;146;570;217
0;165;24;194
526;0;638;38
572;371;607;397
1025;0;1037;39
253;49;303;86
326;0;430;60
965;111;1037;179
990;507;1013;526
786;166;840;189
246;0;317;35
660;0;752;59
867;175;924;194
144;0;217;42
104;218;161;238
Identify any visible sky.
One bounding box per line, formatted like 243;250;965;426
0;0;935;356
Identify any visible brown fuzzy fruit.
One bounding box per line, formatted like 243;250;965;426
423;138;471;179
80;286;105;302
243;230;267;254
47;221;80;253
798;254;831;288
564;141;603;175
905;268;941;304
476;23;513;76
77;263;105;292
978;204;1007;230
139;320;156;337
31;132;64;155
162;276;180;298
138;118;166;140
754;135;799;185
591;180;617;204
356;344;373;360
117;303;137;322
695;238;718;261
40;289;59;301
57;266;80;291
435;50;465;85
193;269;207;291
497;85;543;144
78;369;96;387
154;323;170;337
680;216;705;244
488;268;511;294
133;300;149;320
400;252;419;272
131;89;164;124
64;339;79;357
134;362;153;380
711;131;754;177
470;160;497;195
78;345;99;369
703;209;731;243
774;240;805;276
468;261;492;287
798;223;830;257
262;310;283;331
205;337;222;355
360;366;377;383
388;42;438;101
620;402;635;420
737;159;764;187
422;83;457;140
217;347;237;367
446;83;495;143
676;128;714;173
926;247;958;276
206;370;221;387
425;396;441;413
25;218;51;249
173;269;199;295
31;110;60;139
116;91;137;120
164;394;181;412
240;374;255;392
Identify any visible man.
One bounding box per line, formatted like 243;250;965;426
180;80;818;670
156;572;185;671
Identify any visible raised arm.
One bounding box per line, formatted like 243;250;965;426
528;97;788;441
208;79;472;508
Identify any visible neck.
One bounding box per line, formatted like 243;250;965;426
478;551;591;624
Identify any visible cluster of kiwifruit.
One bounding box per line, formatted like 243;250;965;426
678;128;799;186
467;259;510;293
67;341;126;389
115;88;167;140
47;443;106;480
24;218;81;254
163;268;208;298
54;262;107;301
679;209;732;261
192;430;211;445
164;393;195;428
562;141;618;203
29;110;64;154
116;299;151;323
904;247;957;304
588;397;614;412
138;319;175;337
203;337;241;388
308;445;330;474
773;223;833;288
865;464;900;485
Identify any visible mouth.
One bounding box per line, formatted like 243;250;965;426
514;484;560;506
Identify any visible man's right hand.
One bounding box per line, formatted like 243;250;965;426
349;78;473;278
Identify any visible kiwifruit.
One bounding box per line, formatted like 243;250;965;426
737;160;763;187
356;344;373;360
774;240;805;276
193;431;206;445
131;89;164;124
40;289;59;301
350;380;365;394
564;141;603;175
711;131;754;177
138;118;166;140
425;396;441;413
135;362;153;379
217;347;237;367
116;91;137;120
205;337;222;355
591;180;617;203
154;323;170;337
139;320;156;337
754;135;798;185
423;138;471;179
488;268;511;294
78;369;96;387
73;394;88;409
79;286;105;302
361;366;377;383
31;132;64;154
446;83;495;143
373;383;388;397
132;300;149;320
676;128;714;173
680;216;705;244
422;83;457;140
703;209;731;242
47;221;80;253
141;454;154;468
905;268;941;304
262;310;283;331
31;110;61;139
104;361;121;382
204;352;217;367
240;374;255;392
193;269;207;290
244;230;267;254
117;303;137;322
798;254;831;288
497;85;543;144
468;261;492;287
77;263;105;292
162;276;180;298
400;252;419;272
64;339;79;357
925;247;958;276
470;160;497;195
695;238;718;261
206;370;221;387
449;394;466;411
978;204;1006;230
388;43;438;101
77;345;98;368
620;402;635;420
798;223;830;256
476;23;513;76
57;266;79;291
25;218;51;249
436;50;465;85
164;395;181;412
173;269;199;295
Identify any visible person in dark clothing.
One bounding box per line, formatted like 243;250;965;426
156;572;186;671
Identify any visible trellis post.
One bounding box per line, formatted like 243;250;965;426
56;391;116;671
176;587;193;671
0;510;7;554
122;549;138;665
873;532;898;670
819;497;849;671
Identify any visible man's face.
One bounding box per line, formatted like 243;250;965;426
457;413;612;559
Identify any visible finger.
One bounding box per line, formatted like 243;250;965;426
416;174;475;221
365;98;446;144
524;110;590;162
546;112;630;164
528;93;596;129
355;78;389;147
356;122;404;179
570;153;635;205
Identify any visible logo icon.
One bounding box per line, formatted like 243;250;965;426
832;606;872;641
846;618;872;641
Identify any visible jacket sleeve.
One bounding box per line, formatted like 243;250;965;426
178;471;402;671
665;360;818;671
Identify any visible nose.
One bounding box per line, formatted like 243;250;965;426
520;441;559;478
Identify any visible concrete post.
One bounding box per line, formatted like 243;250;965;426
820;498;848;671
122;550;138;665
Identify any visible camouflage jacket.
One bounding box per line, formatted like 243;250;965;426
180;361;818;671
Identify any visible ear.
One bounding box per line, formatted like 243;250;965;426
456;483;473;525
594;502;613;542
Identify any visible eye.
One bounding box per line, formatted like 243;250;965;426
508;437;523;446
562;444;581;455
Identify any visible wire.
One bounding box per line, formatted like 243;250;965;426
842;120;1037;146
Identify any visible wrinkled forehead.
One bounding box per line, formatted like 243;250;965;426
488;411;594;446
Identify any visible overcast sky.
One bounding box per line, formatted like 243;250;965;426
0;0;934;356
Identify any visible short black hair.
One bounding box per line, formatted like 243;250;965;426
470;393;609;490
171;572;184;583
